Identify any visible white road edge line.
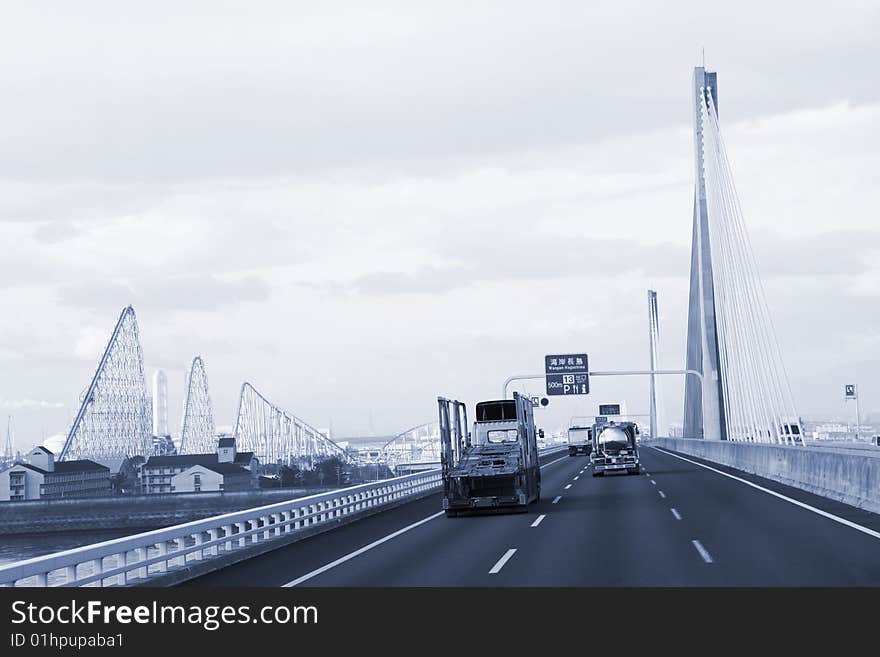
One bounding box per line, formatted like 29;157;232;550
283;451;571;586
531;514;546;528
552;496;562;504
283;511;445;586
671;508;682;520
692;539;714;563
658;490;667;499
564;484;572;490
489;548;517;574
652;446;880;541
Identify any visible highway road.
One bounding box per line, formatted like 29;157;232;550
189;446;880;586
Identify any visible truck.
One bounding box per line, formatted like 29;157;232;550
590;420;640;476
438;392;541;516
567;425;592;456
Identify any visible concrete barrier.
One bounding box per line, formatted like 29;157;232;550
652;438;880;515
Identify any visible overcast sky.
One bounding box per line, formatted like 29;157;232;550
1;1;879;451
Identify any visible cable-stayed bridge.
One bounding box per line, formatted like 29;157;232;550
684;67;802;445
4;65;879;589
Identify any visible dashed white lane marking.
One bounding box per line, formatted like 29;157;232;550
652;446;880;542
658;490;667;499
573;476;579;481
283;511;445;586
285;452;570;586
531;514;546;528
692;539;714;563
489;548;517;574
671;508;682;520
564;484;572;490
552;496;562;504
650;479;656;485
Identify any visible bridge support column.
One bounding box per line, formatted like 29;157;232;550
236;522;247;548
262;516;271;540
208;529;219;556
223;524;233;551
684;65;726;441
134;547;147;579
90;558;103;585
156;542;167;572
64;565;76;585
192;533;203;561
175;538;186;567
115;552;128;585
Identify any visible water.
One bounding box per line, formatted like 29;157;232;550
0;529;139;567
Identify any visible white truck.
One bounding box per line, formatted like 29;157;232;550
567;425;592;456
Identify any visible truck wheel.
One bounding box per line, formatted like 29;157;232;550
592;471;602;477
445;510;458;518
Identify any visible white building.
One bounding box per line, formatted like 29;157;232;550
139;436;258;494
0;446;111;501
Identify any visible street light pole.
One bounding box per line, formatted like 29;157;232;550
856;385;861;442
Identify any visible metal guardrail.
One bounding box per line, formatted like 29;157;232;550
0;445;568;587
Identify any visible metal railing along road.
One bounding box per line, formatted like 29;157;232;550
0;445;567;587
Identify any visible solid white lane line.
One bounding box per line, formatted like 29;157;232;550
542;455;570;469
573;476;579;481
564;484;572;490
552;496;562;504
658;490;667;499
650;479;656;485
283;511;445;586
671;508;682;520
489;548;517;574
692;539;714;563
531;514;547;528
652;446;880;542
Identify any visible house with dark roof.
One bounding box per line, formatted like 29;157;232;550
0;446;111;501
139;437;259;494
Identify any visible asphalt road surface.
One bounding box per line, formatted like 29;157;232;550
189;446;880;586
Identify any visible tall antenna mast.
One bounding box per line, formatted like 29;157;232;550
4;415;13;461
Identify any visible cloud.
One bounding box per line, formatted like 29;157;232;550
58;275;271;313
1;4;880;442
346;237;688;296
0;399;65;410
31;221;83;244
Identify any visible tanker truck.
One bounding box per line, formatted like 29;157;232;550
590;420;640;476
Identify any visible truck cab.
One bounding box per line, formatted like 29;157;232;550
590;420;640;476
438;393;541;516
568;425;593;456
